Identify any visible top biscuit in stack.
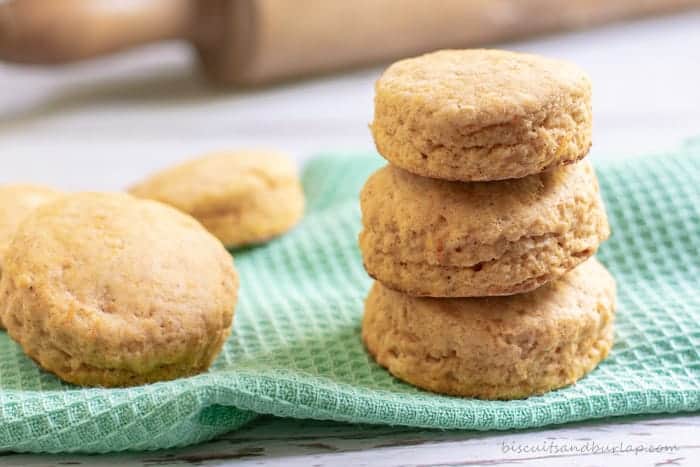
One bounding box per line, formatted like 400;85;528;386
371;49;592;182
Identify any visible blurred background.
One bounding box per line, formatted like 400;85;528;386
1;0;699;190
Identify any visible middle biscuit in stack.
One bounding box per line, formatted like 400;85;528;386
360;161;608;297
359;49;615;400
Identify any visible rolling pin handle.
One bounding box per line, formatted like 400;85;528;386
0;0;195;64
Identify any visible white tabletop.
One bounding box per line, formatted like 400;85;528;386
1;10;699;467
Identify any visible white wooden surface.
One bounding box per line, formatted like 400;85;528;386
1;414;699;467
1;10;700;467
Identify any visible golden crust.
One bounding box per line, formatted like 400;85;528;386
371;49;592;181
362;258;616;399
129;150;305;247
0;192;238;387
359;161;609;297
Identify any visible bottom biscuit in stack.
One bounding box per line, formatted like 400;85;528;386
362;258;615;400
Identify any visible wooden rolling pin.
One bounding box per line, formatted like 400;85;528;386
1;0;698;85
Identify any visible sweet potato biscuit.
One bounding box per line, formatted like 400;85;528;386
371;49;592;181
362;258;616;399
359;161;609;297
130;150;304;247
1;192;238;387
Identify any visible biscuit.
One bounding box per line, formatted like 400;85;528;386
359;161;609;297
362;258;616;399
129;151;305;247
0;192;238;387
0;184;63;329
371;49;592;181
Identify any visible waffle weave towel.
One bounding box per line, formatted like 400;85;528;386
1;143;699;453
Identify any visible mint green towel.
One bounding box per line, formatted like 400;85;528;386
1;142;700;453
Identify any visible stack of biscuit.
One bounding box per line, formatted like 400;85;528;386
359;49;616;400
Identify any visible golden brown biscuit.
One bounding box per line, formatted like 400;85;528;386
129;151;304;247
362;258;616;399
359;161;609;297
0;184;63;329
371;49;592;181
1;192;238;387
